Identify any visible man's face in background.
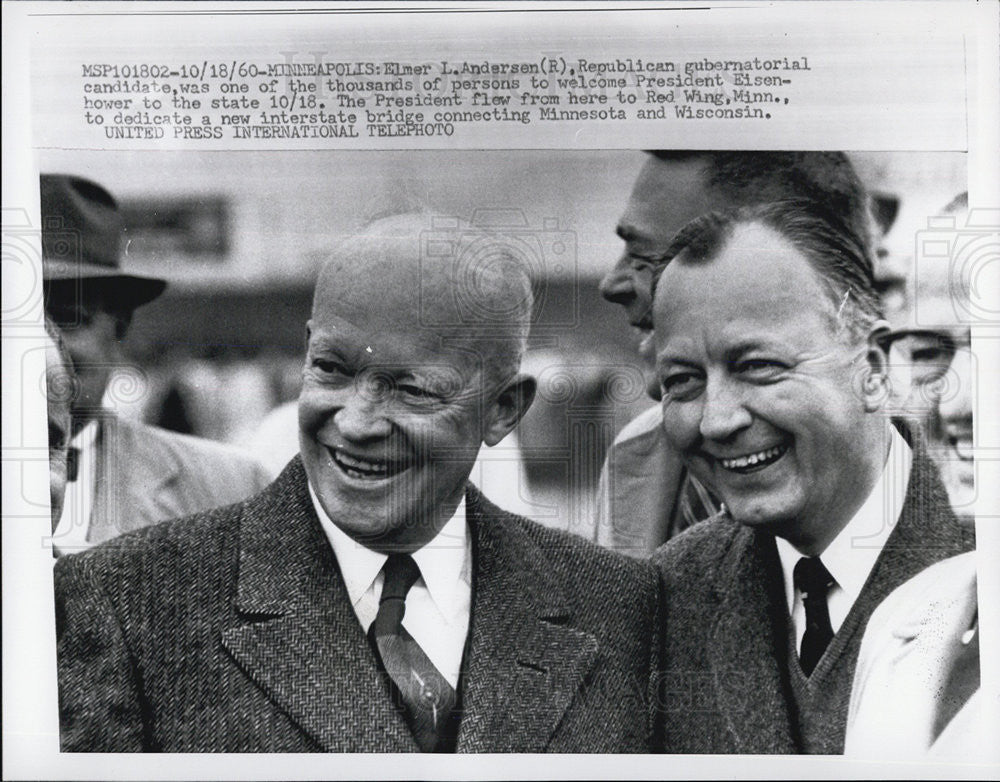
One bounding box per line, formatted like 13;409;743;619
600;155;717;399
45;330;74;526
886;288;974;519
45;286;126;435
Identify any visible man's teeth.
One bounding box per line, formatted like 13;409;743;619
332;450;392;479
719;445;786;471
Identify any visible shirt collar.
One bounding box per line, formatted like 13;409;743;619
69;418;99;452
410;503;470;620
776;426;912;608
308;483;469;616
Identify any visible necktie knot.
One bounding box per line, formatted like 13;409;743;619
381;553;421;602
794;556;834;598
375;554;421;633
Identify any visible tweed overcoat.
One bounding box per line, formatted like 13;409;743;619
77;411;272;547
56;457;660;752
652;431;975;754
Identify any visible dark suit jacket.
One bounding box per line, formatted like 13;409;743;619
652;430;975;754
83;412;272;547
56;457;660;752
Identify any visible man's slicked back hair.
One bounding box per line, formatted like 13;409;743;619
656;201;884;344
647;151;874;253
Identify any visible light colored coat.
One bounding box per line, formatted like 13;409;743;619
85;412;272;545
845;551;990;763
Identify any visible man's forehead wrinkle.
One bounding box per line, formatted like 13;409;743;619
310;212;528;390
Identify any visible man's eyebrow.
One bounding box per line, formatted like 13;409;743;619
724;339;786;360
655;349;702;369
308;337;354;362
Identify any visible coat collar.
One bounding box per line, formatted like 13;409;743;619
222;457;417;752
223;460;597;753
704;421;971;753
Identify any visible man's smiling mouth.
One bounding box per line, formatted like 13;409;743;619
717;444;789;474
328;447;408;481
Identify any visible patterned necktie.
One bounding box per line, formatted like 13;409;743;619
370;553;457;752
794;556;836;676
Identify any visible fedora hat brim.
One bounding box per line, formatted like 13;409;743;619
43;259;167;308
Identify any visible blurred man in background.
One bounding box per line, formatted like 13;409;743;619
594;151;874;556
883;193;976;521
843;194;987;762
44;316;74;534
41;174;271;552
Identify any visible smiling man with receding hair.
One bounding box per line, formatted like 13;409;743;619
55;212;660;753
650;202;974;754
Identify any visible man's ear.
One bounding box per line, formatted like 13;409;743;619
483;373;536;446
860;319;892;412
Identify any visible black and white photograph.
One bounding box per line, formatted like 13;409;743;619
3;2;998;780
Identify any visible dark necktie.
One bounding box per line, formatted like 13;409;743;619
794;556;836;676
66;446;80;482
370;553;457;752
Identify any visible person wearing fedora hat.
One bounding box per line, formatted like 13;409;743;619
41;174;271;553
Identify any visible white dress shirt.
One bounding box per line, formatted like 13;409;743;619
776;427;912;651
309;484;472;689
51;419;99;554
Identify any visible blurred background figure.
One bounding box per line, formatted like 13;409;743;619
44;316;75;535
882;193;975;522
845;551;986;762
844;193;989;763
41;174;271;552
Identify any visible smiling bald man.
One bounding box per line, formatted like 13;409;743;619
55;213;660;753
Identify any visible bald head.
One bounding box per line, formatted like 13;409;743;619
299;213;537;550
312;213;533;386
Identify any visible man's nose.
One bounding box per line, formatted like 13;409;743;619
598;258;636;304
333;383;393;441
937;347;973;425
699;377;753;442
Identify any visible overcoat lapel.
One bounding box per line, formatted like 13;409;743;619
220;458;417;752
456;487;598;753
707;527;799;753
826;439;972;662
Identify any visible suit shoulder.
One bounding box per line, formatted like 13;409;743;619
134;422;262;467
512;511;657;592
125;420;272;486
56;500;240;582
614;404;664;444
652;513;741;577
